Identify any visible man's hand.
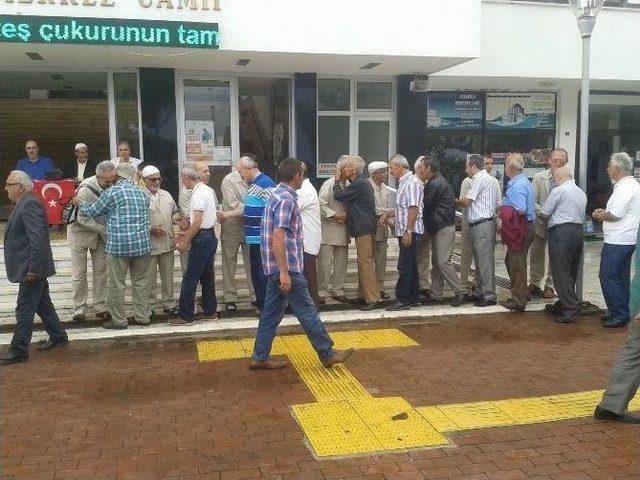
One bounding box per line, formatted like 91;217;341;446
150;227;166;237
279;271;292;294
335;165;344;181
592;208;605;222
378;214;387;227
634;314;640;326
401;232;412;247
334;212;347;223
175;236;189;252
177;218;189;230
70;195;81;206
26;272;38;282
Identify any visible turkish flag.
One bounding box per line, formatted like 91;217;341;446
33;179;77;225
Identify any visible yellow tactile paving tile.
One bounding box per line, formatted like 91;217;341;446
416;406;461;432
437;401;516;430
197;339;247;362
543;390;604;417
493;397;573;424
360;328;419;348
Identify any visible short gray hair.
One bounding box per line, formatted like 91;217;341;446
10;170;33;191
610;152;633;174
350;155;365;175
181;162;200;180
414;156;425;171
506;153;524;173
337;155;350;167
96;160;116;176
389;154;409;169
239;155;258;169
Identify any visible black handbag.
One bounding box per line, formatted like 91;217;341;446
62;184;101;225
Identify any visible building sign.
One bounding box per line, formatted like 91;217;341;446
485;92;556;130
2;0;221;12
427;92;483;130
0;15;219;48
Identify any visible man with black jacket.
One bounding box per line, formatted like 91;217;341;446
333;156;382;310
419;156;465;307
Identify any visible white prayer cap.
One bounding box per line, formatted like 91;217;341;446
75;143;87;151
368;161;388;175
141;165;161;178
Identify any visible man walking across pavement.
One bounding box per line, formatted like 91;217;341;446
73;163;152;329
67;160;116;323
250;158;354;370
2;170;68;364
368;161;393;300
592;152;640;328
538;167;587;323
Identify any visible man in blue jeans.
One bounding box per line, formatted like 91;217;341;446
250;158;354;370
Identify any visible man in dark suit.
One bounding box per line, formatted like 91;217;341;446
63;143;98;182
2;170;68;365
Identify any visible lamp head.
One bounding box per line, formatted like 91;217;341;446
570;0;604;36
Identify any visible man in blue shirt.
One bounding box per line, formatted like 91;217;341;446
16;140;56;180
501;153;535;312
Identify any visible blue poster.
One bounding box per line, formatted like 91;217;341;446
485;92;556;130
427;92;483;130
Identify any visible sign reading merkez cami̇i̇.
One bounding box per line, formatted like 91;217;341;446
0;15;219;48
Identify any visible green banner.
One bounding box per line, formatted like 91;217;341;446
0;15;219;49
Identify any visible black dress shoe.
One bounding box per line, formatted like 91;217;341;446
361;300;383;311
72;313;86;322
555;312;579;324
333;295;351;304
1;350;28;365
36;338;69;351
601;313;612;322
380;291;390;300
545;302;562;314
449;293;466;307
474;298;497;307
594;405;640;424
421;295;444;306
602;318;629;328
463;293;479;303
386;302;412;311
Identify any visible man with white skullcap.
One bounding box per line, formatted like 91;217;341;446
368;161;394;299
142;165;181;317
63;142;98;181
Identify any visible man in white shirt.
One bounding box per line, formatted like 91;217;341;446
173;162;219;326
110;141;142;170
592;152;640;328
296;162;322;304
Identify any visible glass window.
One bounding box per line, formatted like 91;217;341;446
318;116;350;177
113;73;141;159
425;131;483;196
358;120;390;163
318;78;350;111
357;81;392;110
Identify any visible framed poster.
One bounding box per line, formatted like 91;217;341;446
485;92;556;130
427;92;483;130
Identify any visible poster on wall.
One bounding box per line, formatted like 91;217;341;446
184;120;232;165
427;92;483;129
485;92;556;130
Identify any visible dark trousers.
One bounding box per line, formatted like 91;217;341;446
504;224;535;309
178;229;217;321
250;244;267;310
303;252;320;305
11;279;67;356
395;233;421;305
600;243;636;322
548;224;584;317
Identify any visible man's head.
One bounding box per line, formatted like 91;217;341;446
181;162;200;189
300;161;309;180
414;156;429;182
95;161;117;190
342;155;364;181
75;143;88;164
25;140;39;160
607;152;634;182
466;155;484;177
142;165;162;193
549;148;568;172
5;170;33;203
421;155;439;181
238;154;259;183
117;141;131;160
552;166;573;186
388;154;409;180
196;162;210;184
505;153;525;179
368;161;388;186
115;163;137;183
278;157;303;190
483;155;494;174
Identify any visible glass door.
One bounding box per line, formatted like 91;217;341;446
356;118;392;164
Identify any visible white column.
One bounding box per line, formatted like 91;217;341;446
555;82;580;173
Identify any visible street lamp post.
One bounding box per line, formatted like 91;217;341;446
570;0;604;301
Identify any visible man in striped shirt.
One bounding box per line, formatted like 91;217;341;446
456;155;500;307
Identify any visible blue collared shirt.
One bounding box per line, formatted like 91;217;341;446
16;156;55;180
503;173;535;222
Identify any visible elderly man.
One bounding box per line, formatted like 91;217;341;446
142;165;180;316
368;161;393;300
297;162;322;305
63;143;97;182
499;153;536;312
74;163;152;329
385;155;424;311
2;170;68;364
317;156;349;304
334;155;382;311
538;167;586;323
456;155;500;307
16;139;56;180
418;156;465;307
174;163;219;325
67;160;116;322
251;158;353;370
594;228;640;424
110;140;142;169
529;148;568;299
593;152;640;328
219;158;254;312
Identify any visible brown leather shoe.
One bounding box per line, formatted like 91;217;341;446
542;287;557;299
321;348;355;368
249;359;288;370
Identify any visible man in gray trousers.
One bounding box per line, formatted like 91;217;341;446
594;226;640;424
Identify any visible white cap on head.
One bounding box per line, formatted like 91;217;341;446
141;165;161;178
75;143;87;151
368;161;388;175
